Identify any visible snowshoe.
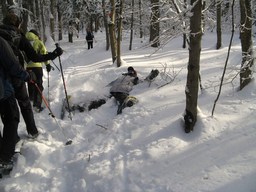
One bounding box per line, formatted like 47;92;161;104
145;69;159;81
144;69;159;87
0;159;13;178
117;96;138;115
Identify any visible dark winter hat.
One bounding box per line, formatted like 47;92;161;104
127;66;137;77
128;66;135;72
3;12;22;28
29;29;39;37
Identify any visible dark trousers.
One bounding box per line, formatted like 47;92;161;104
110;92;128;105
27;67;43;108
87;41;93;49
68;33;73;43
110;92;130;114
0;95;19;161
12;78;38;136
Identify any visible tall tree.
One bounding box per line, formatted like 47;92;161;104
216;0;222;49
150;0;160;47
129;0;134;50
57;1;63;40
239;0;254;90
39;0;46;41
116;0;123;67
20;0;29;33
35;0;41;32
184;0;203;133
102;0;110;51
50;0;56;41
139;0;143;39
108;0;118;64
171;0;188;48
183;0;188;49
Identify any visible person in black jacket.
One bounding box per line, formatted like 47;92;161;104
85;30;94;49
0;12;63;139
0;36;34;168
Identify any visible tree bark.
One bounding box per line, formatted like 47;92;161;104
129;0;134;50
239;0;253;90
139;0;143;39
150;0;160;47
109;0;117;64
57;2;62;41
39;0;46;42
116;0;123;67
102;0;110;51
183;0;187;49
50;0;56;41
216;0;222;49
184;0;202;133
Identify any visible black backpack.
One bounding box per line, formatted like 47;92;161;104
0;27;27;67
0;27;29;92
0;28;21;55
86;32;94;40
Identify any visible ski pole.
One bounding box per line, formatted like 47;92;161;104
47;71;50;106
33;81;72;145
51;60;60;71
55;43;72;121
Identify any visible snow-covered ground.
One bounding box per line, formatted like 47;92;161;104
0;30;256;192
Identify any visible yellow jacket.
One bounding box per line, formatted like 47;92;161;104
25;31;50;68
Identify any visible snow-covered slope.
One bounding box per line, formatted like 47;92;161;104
0;31;255;192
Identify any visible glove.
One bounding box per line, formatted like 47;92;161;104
48;47;63;60
53;46;63;57
26;70;37;83
46;64;52;72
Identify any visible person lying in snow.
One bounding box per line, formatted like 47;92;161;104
109;66;139;114
66;67;160;117
68;66;139;115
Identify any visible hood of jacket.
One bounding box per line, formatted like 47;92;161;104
25;31;39;41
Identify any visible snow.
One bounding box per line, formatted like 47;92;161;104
1;31;256;192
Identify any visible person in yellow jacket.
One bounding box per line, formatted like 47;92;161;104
26;29;52;112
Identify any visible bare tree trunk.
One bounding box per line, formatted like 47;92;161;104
239;0;253;90
102;0;110;50
216;0;222;49
35;0;41;32
39;0;46;42
171;0;187;48
57;2;62;41
50;0;56;41
212;0;236;117
184;0;202;133
27;0;37;30
109;0;117;64
129;0;134;50
139;0;143;39
183;0;187;49
150;0;160;47
116;0;123;67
